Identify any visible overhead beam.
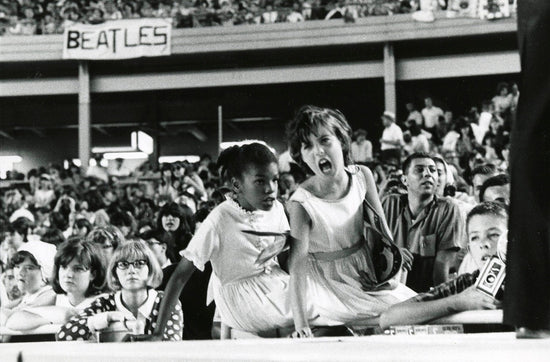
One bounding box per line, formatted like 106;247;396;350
91;61;384;93
396;51;520;80
0;51;518;98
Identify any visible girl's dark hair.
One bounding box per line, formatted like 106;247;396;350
157;202;195;255
52;239;107;297
84;189;106;212
8;217;33;243
217;142;277;183
496;82;509;94
50;211;69;231
74;218;93;235
286;105;352;173
110;211;133;228
41;228;66;247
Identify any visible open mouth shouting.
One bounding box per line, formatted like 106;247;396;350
318;158;333;175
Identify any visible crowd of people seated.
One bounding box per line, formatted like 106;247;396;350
0;0;510;36
0;81;513;340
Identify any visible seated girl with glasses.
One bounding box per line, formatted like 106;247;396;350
3;239;107;331
57;240;183;341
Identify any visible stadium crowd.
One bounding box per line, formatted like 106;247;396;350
0;0;510;36
0;80;514;340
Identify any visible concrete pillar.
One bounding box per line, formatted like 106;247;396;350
218;105;223;156
78;61;91;172
383;42;396;114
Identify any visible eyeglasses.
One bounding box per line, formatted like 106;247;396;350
116;260;148;270
14;265;41;273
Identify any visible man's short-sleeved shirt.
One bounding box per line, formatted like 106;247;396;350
381;123;404;151
382;194;463;292
421;106;444;129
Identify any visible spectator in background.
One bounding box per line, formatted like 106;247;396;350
482;134;499;163
262;1;279;23
421;97;443;140
40;11;57;34
5;217;56;276
408;122;430;154
441;119;461;155
492;82;513;116
6;188;34;223
108;158;132;178
405;102;423;127
86;226;123;265
470;163;499;203
351;128;373;164
142;229;172;268
72;218;93;238
121;1;140;19
1;266;22;308
479;173;510;206
41;228;66;248
287;1;304;22
104;0;123;20
157;202;195;259
474;100;493;144
379;111;404;166
86;154;109;183
109;211;135;239
140;0;155;18
382;153;463;292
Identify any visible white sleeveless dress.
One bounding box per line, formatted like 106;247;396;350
289;166;416;325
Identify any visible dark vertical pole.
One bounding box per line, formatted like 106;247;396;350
504;0;550;332
152;94;160;170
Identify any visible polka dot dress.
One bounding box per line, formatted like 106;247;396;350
57;291;183;341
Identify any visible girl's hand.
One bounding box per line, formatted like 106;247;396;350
291;327;313;338
88;312;132;331
399;248;414;271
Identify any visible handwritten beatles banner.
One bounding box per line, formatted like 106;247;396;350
63;19;171;60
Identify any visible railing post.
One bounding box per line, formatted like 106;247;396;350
78;61;91;173
383;42;396;114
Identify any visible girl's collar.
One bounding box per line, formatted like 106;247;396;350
229;198;257;216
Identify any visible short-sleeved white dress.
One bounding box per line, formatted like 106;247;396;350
182;199;300;333
289;167;416;325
